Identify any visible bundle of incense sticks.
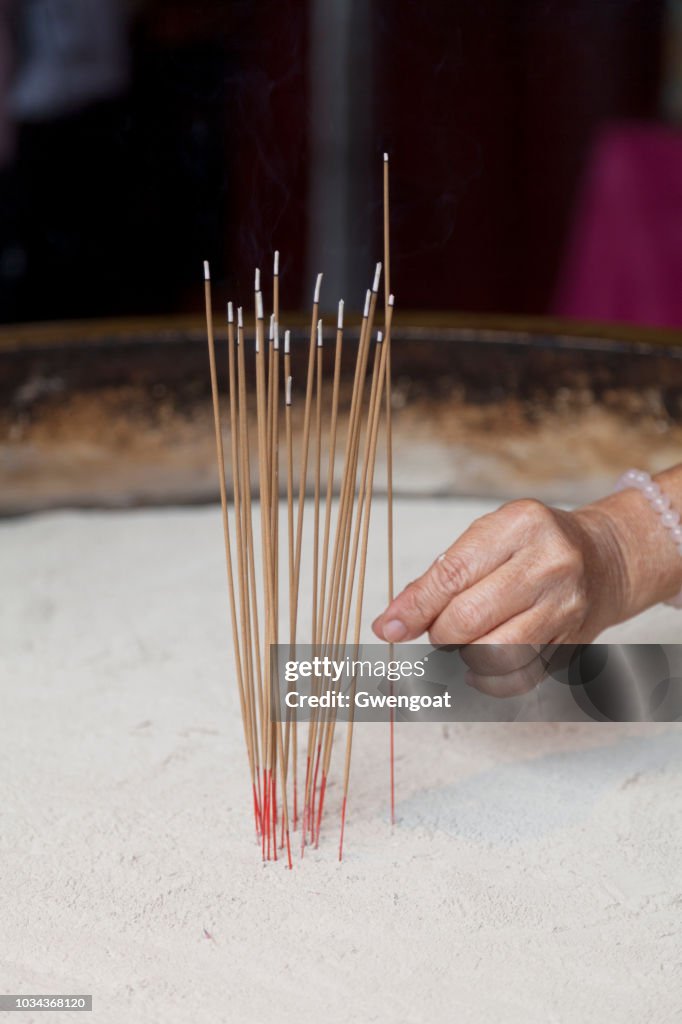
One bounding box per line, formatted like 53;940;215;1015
203;155;395;866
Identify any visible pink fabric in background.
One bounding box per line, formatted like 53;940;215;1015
554;123;682;330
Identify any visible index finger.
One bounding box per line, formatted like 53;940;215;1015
371;512;520;642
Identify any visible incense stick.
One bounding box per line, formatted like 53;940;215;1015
297;275;323;850
283;362;298;829
236;307;264;758
317;300;345;642
203;264;255;823
312;319;324;645
384;153;396;825
227;301;261;836
293;274;323;643
255;291;288;864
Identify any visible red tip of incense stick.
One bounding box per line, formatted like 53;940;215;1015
293;780;298;832
253;782;262;839
314;774;327;849
300;755;312;856
285;830;293;870
310;744;322;842
256;771;263;827
303;755;311;800
261;770;269;861
338;796;347;862
301;793;311;858
271;775;278;862
272;773;278;829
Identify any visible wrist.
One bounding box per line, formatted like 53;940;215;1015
572;501;634;629
576;480;682;622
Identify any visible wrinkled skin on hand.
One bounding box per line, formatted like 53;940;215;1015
373;473;682;697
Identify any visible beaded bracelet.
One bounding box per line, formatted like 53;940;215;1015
615;468;682;609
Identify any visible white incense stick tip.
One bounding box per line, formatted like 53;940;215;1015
203;260;210;281
269;313;275;341
256;291;264;320
286;375;292;406
383;152;389;162
317;319;323;347
227;301;233;323
274;321;279;349
389;294;395;307
337;299;344;330
372;262;382;292
273;250;279;275
237;306;243;328
254;267;261;291
363;290;371;318
284;329;291;354
377;330;383;344
314;273;323;304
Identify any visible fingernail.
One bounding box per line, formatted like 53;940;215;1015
383;619;407;642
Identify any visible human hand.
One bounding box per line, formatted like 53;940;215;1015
372;499;630;650
374;469;682;696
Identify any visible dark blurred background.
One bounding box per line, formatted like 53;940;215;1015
0;0;680;326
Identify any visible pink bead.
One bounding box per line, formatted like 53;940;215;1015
617;469;650;492
620;468;647;489
672;526;682;545
652;495;671;514
643;482;661;500
662;510;681;529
